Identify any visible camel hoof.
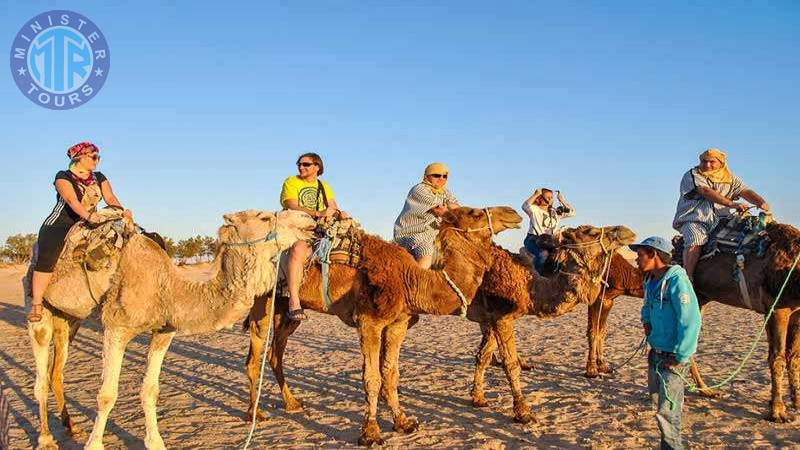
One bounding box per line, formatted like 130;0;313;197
144;436;167;450
245;408;269;423
393;416;419;433
519;361;534;371
358;420;384;446
696;389;720;399
597;364;614;374
768;410;795;423
36;434;58;450
584;370;601;379
84;440;105;450
513;409;537;425
472;397;490;408
285;399;304;413
64;418;85;439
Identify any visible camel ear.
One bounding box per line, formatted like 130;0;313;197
256;211;274;222
440;211;457;226
223;213;236;225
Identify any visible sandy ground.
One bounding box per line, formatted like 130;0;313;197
1;263;798;449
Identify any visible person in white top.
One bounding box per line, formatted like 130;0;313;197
521;188;575;272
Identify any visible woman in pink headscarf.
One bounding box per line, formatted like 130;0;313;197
27;142;133;322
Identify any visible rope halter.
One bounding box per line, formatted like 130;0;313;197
449;207;495;237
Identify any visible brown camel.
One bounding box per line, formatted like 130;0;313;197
466;225;637;421
24;209;314;450
494;251;645;377
244;206;522;446
680;223;800;422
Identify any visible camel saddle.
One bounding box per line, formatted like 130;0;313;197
65;209;132;271
311;216;364;267
672;211;773;262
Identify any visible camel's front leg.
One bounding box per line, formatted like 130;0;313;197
141;330;175;450
472;323;497;407
51;316;83;438
585;298;602;378
494;319;536;424
767;308;793;422
85;328;135;450
357;318;385;446
380;315;417;434
595;297;615;374
29;310;57;450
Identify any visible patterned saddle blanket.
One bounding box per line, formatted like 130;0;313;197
672;211;773;262
66;208;132;271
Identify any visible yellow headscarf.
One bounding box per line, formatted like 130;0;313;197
422;162;449;193
698;148;733;183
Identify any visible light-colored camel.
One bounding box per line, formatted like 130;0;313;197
244;206;522;445
680;223;800;422
466;225;637;422
26;209;313;450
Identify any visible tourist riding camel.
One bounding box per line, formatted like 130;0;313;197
280;152;349;321
393;162;460;269
28;142;133;322
522;188;574;272
672;148;770;282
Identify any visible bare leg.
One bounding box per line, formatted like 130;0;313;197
28;308;57;449
51;316;83;438
85;328;135;450
30;271;53;321
381;315;417;433
141;330;175;450
683;245;701;282
494;319;535;424
472;323;497;407
357;318;385;446
415;254;432;270
596;298;615;374
287;241;310;313
767;308;793;422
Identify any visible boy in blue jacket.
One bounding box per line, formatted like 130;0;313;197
630;236;702;450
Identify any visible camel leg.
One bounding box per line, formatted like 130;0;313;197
357;318;385;446
787;313;800;411
141;330;175;450
51;316;83;438
767;308;794;422
268;307;303;412
472;323;498;407
494;319;536;424
29;311;57;450
689;302;718;398
596;298;615;374
381;315;417;434
489;322;533;371
585;299;602;378
85;328;135;450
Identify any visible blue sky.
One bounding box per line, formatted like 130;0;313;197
2;1;798;250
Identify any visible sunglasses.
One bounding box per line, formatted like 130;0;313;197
85;153;100;161
297;162;315;168
429;173;448;179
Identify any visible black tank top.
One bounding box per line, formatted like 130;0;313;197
42;170;107;227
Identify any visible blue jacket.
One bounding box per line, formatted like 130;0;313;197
640;265;702;362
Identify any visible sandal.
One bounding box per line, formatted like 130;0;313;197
287;309;307;321
28;303;44;323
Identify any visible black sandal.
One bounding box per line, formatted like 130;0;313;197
28;303;44;323
287;309;307;321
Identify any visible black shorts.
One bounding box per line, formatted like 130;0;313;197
34;223;73;273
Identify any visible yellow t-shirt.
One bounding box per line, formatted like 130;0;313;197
279;176;335;211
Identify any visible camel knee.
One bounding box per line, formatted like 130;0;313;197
96;392;118;411
141;385;159;408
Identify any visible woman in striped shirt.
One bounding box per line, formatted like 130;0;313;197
393;162;460;269
28;142;132;322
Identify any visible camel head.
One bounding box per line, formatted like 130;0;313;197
532;225;636;317
439;206;522;245
220;209;315;250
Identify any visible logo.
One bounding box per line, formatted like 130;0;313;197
9;10;110;110
679;293;690;304
298;187;322;210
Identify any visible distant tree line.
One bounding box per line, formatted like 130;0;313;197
0;233;219;265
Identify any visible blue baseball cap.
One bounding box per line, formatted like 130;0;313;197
629;236;673;255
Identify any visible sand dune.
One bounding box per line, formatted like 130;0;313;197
1;264;797;448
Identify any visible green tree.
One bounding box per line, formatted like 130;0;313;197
1;233;38;263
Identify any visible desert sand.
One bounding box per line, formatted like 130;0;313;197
1;263;797;448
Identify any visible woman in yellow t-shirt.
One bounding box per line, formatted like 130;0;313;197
280;152;349;321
